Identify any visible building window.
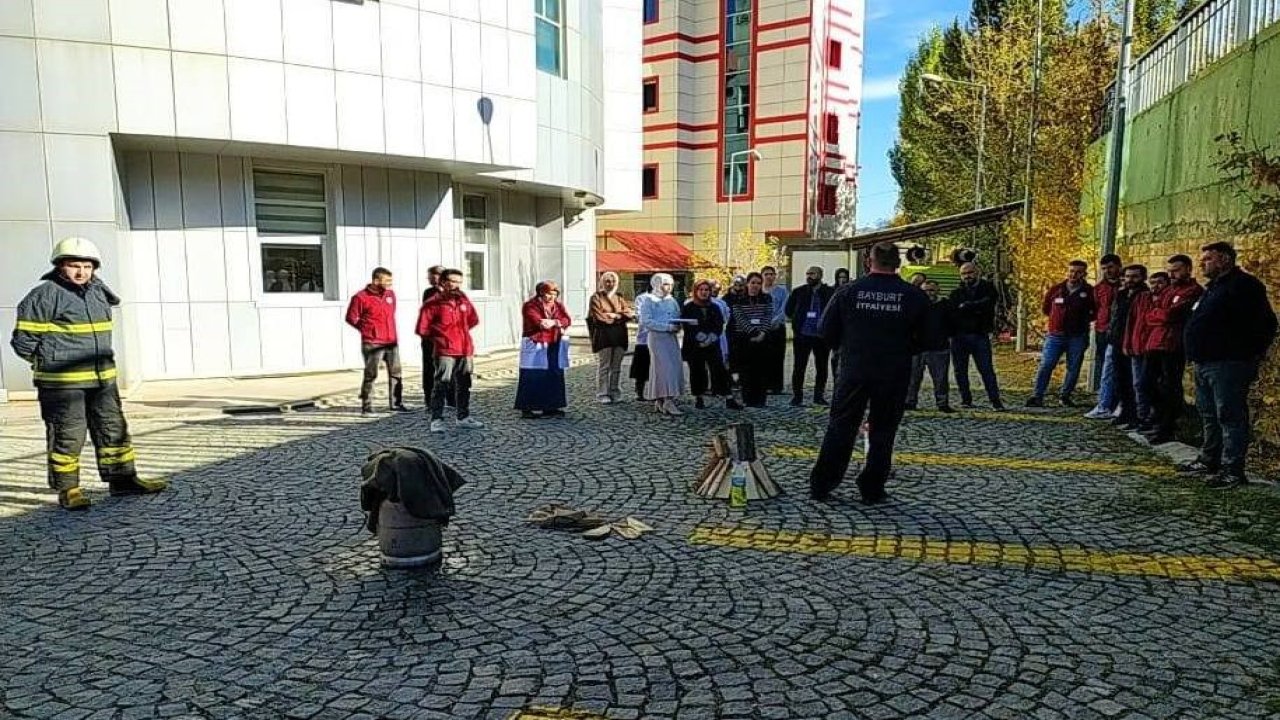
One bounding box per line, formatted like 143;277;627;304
825;113;840;145
643;78;659;113
253;169;330;295
828;39;842;69
460;192;496;294
722;0;752;196
535;0;563;76
644;0;658;24
817;183;837;216
642;165;658;199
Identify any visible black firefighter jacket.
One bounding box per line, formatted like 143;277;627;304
11;271;121;389
360;447;467;533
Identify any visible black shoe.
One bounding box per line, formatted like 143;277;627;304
1025;396;1044;408
695;396;706;409
1059;396;1077;408
813;397;829;406
937;405;956;413
1176;459;1218;475
789;397;803;407
1111;415;1135;427
545;409;567;418
726;398;744;410
392;404;411;412
520;410;539;419
990;401;1006;411
960;401;976;409
859;491;891;505
361;404;376;417
1205;471;1247;490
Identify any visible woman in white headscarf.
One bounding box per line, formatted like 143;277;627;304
637;273;686;415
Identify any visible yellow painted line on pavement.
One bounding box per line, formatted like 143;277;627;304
766;445;1173;477
510;709;608;720
688;527;1280;583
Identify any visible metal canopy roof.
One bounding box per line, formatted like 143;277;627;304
782;201;1026;250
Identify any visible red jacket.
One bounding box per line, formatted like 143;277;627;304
1143;279;1203;353
345;285;398;346
522;298;572;344
1124;289;1154;356
416;291;479;358
1042;281;1095;336
1094;279;1119;333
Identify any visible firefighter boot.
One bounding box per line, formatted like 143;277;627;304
108;476;169;497
58;487;91;511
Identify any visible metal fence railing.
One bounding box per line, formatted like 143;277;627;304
1128;0;1280;116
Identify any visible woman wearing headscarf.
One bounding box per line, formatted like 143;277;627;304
638;273;686;415
515;281;573;418
682;280;742;410
727;272;773;407
630;283;654;401
588;271;634;404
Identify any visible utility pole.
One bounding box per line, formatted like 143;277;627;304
1015;0;1045;353
1100;0;1135;258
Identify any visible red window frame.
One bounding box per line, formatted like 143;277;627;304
642;164;659;199
817;184;837;215
643;76;660;114
827;39;842;69
825;113;839;145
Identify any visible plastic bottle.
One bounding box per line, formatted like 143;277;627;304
729;461;748;509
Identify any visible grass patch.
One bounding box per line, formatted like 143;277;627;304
1115;477;1280;554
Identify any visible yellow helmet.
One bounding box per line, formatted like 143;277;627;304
51;237;102;268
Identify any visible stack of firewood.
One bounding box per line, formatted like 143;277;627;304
694;422;782;501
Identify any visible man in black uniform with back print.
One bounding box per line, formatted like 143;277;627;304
810;242;929;505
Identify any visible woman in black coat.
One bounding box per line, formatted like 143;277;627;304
681;280;742;409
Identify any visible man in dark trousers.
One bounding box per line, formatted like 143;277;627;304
810;242;928;505
420;265;447;409
906;280;956;412
417;268;484;433
1140;255;1202;445
949;262;1005;410
346;267;408;416
1108;264;1149;430
1181;242;1277;488
1027;260;1095;407
784;266;835;407
11;237;168;510
1087;253;1123;404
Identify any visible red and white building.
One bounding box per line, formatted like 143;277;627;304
598;0;866;283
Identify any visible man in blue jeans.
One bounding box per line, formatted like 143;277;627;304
949;262;1005;410
1085;254;1123;418
1180;242;1277;489
1027;260;1096;407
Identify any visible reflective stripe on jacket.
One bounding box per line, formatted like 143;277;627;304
11;272;120;389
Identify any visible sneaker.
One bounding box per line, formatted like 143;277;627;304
521;410;539;419
1176;459;1218;475
598;396;613;405
391;404;412;413
1205;471;1247;490
430;419;447;433
58;487;91;511
361;405;377;417
1083;406;1112;420
1024;396;1044;408
108;476;168;496
456;417;485;430
1059;396;1077;408
990;401;1006;411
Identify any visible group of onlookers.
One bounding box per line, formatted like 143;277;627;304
1026;243;1276;488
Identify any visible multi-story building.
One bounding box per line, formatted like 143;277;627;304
597;0;865;289
0;0;641;401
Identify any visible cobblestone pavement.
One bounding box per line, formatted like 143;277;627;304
3;360;1280;719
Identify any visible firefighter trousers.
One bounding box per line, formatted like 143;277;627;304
38;384;137;491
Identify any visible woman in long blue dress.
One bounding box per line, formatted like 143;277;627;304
514;281;573;418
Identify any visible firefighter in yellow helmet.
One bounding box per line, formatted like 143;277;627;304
10;238;167;510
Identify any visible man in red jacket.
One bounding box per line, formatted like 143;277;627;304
417;268;484;433
1140;255;1203;444
1027;260;1095;407
346;267;407;416
1085;253;1123;418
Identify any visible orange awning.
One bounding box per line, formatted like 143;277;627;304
597;231;702;273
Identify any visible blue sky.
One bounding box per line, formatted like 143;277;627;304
857;0;973;228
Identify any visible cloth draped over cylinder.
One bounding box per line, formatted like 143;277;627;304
359;446;466;533
519;337;570;370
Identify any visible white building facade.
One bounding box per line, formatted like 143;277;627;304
0;0;642;400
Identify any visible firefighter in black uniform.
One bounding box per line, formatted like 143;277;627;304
809;242;929;505
11;237;168;510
